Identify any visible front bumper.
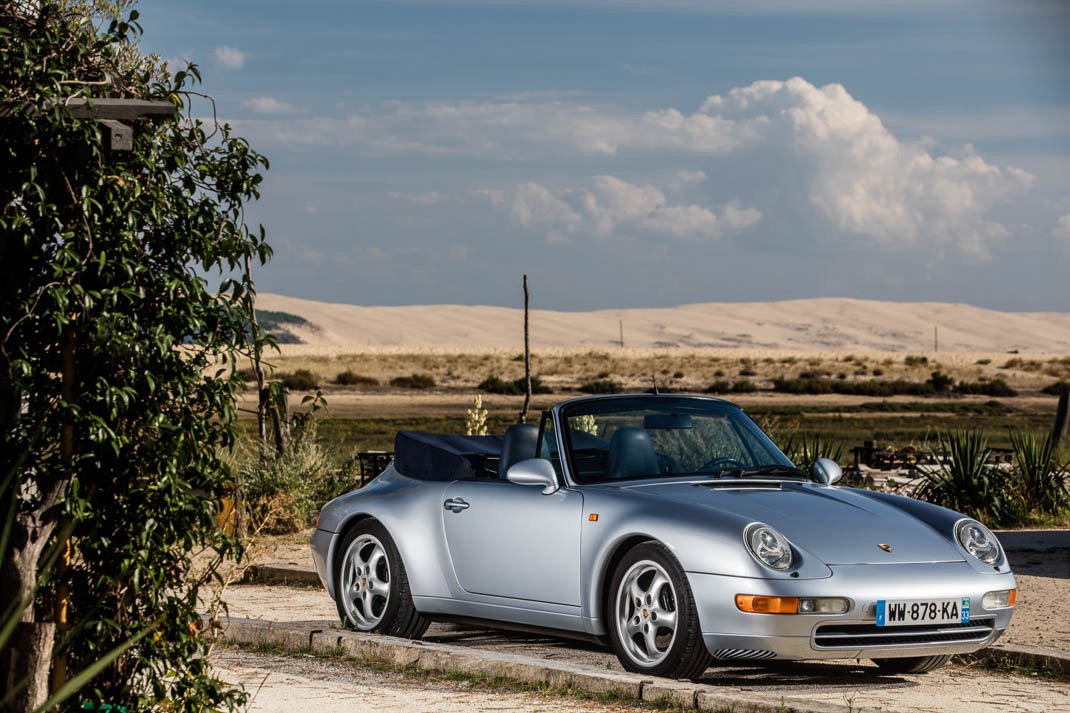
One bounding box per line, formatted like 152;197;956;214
689;562;1015;661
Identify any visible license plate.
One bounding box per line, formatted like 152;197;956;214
876;598;970;627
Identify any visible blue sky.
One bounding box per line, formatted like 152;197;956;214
140;0;1070;310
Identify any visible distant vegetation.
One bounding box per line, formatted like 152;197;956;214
281;369;320;390
391;373;437;389
255;309;313;345
478;375;552;395
579;379;623;394
335;370;379;387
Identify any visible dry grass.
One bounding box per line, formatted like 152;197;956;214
246;347;1070;396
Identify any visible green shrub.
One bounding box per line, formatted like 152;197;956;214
904;355;929;367
955;379;1017;397
731;379;758;393
673;371;685;379
335;370;378;386
478;375;552;395
771;377;936;397
281;368;319;390
929;371;955;393
391;373;437;389
912;430;1023;527
783;434;844;474
739;367;757;377
580;379;622;394
705;380;732;394
1042;381;1070;396
1010;431;1069;515
976;358;992;365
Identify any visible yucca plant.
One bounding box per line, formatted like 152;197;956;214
913;430;1023;527
783;434;844;474
1009;431;1069;515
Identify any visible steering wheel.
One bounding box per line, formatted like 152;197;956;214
699;456;745;474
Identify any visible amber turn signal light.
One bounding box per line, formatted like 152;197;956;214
735;594;799;614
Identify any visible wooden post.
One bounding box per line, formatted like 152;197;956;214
619;320;624;349
934;326;938;353
519;275;531;424
1053;384;1070;447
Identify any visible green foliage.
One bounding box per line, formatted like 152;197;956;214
280;368;319;390
929;371;955;393
904;355;929;367
579;379;622;394
0;1;267;708
239;422;340;534
390;373;436;389
477;375;551;395
334;370;378;387
912;431;1023;527
782;434;844;474
1009;431;1069;515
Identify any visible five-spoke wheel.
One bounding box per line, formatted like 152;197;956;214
333;519;430;639
608;541;711;678
339;533;391;629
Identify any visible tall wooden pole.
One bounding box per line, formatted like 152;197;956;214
1053;384;1070;447
519;275;531;424
619;320;624;349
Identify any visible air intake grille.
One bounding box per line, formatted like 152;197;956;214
814;618;995;649
713;648;777;660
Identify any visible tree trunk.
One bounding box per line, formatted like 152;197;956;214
4;621;56;712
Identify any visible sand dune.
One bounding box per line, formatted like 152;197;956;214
256;293;1070;354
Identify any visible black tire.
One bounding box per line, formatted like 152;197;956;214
333;518;429;639
606;541;712;679
872;654;952;674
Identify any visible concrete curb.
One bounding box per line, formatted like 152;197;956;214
213;617;848;713
965;643;1070;675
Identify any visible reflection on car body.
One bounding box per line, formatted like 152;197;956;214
311;394;1016;678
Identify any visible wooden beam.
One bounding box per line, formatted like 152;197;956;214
62;98;177;121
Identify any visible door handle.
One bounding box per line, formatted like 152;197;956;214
443;497;470;513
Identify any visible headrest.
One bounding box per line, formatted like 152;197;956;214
606;427;660;479
498;423;540;480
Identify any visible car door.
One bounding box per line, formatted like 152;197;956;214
442;415;582;606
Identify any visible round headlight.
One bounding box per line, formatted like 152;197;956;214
745;524;793;571
955;519;1002;565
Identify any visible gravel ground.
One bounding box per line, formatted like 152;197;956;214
212;647;632;713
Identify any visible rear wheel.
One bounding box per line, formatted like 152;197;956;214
333;519;429;639
607;541;711;679
872;654;952;674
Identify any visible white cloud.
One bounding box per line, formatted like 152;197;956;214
497;175;760;242
509;182;581;230
215;46;247;70
1055;214;1070;241
243;96;303;114
237;76;1034;256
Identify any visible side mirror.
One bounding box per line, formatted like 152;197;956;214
506;458;559;494
812;458;843;485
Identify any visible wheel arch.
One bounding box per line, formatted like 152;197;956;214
595;534;655;632
328;512;376;597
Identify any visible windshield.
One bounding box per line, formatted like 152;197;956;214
559;396;795;483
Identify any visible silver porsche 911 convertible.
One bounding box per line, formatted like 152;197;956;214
311;394;1016;679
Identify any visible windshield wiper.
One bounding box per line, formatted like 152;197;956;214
734;465;808;479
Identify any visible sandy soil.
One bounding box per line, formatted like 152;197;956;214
258;292;1070;353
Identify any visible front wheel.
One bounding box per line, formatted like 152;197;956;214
333;519;429;639
872;654;952;674
607;541;712;679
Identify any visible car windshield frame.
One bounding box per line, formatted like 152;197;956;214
557;395;797;485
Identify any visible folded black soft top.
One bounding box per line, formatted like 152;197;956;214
393;431;504;481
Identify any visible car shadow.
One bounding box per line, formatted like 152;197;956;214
425;624;921;689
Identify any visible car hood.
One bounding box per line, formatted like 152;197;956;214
626;480;964;565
